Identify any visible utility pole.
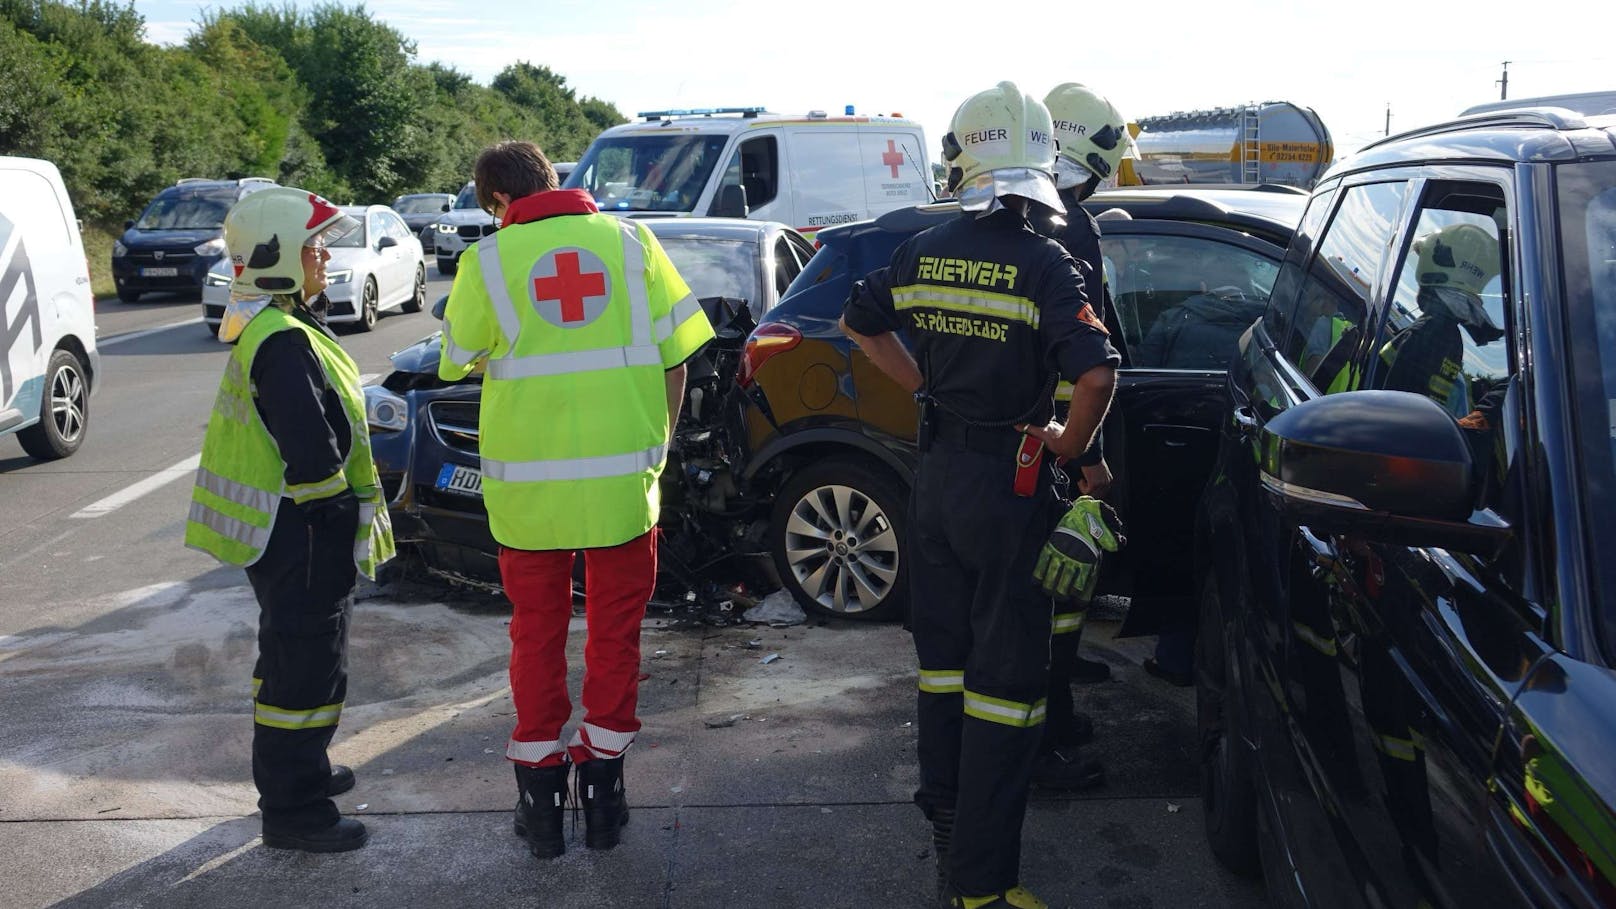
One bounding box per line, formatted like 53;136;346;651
1498;61;1510;100
1385;103;1392;137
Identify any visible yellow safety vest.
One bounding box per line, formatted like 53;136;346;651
439;213;714;550
185;304;395;578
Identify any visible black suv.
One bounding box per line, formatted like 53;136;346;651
1194;108;1616;906
741;188;1304;620
110;177;277;302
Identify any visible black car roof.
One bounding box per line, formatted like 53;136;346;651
1331;108;1616;179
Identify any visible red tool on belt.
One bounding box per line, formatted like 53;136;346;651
1013;434;1044;497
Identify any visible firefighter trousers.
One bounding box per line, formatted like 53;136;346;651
244;499;358;834
910;445;1062;897
499;530;657;768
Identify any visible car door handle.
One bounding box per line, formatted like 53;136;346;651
1232;406;1258;437
1297;527;1338;576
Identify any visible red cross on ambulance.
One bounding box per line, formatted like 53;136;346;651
529;247;613;328
882;140;904;178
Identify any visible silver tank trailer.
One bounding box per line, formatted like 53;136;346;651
1132;101;1334;189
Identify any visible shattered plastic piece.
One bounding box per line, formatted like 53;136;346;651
355;804;369;811
742;590;806;626
821;807;832;814
760;652;781;665
1167;803;1182;813
746;638;762;648
381;769;395;776
654;649;670;658
484;748;495;754
704;714;746;729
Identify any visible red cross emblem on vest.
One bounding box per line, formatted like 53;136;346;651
882;140;904;179
529;247;612;328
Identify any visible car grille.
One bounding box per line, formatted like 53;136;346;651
457;224;496;240
125;247;198;265
428;401;480;455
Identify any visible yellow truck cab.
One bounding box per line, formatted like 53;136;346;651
564;107;934;238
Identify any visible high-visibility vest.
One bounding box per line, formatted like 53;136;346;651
439;214;714;550
185;304;396;578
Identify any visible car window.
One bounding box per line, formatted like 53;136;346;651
657;236;760;305
788;233;816;269
1102;234;1277;370
1262;186;1335;345
1280;181;1409;392
773;235;801;300
721;136;779;209
368;213;389;247
384;211;412;241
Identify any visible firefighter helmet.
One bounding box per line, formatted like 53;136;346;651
224;187;358;297
1044;83;1136;188
945;81;1062;214
1412;222;1499;297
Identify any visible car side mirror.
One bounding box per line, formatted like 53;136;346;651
1260;390;1512;555
124;219;134;230
442;203;452;212
431;295;449;320
710;184;748;219
377;235;399;250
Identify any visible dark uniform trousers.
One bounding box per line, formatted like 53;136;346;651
911;420;1063;897
244;499;358;833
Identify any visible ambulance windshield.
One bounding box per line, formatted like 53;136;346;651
565;134;730;213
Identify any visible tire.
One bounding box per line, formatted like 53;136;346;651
437;257;457;276
354;278;379;332
1196;571;1262;877
116;287;141;304
402;264;426;313
769;456;907;621
17;349;89;460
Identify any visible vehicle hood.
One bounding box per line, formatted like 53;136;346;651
120;228;220;246
390;331;443;375
436;209;494;227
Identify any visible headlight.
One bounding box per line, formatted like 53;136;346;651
364;386;408;433
112;241;127;258
436;223;456;234
326;269;354;285
204;272;231;287
194;238;227;257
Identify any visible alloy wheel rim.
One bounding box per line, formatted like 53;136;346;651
783;484;899;613
365;281;377;324
51;362;85;443
415;267;426;304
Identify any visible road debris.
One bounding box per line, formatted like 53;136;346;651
760;652;781;665
743;590;806;626
1167;803;1182;813
704;714;747;729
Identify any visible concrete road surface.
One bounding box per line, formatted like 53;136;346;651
0;267;1265;908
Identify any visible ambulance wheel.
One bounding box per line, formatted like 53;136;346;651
18;349;89;460
769;457;906;621
1197;572;1261;877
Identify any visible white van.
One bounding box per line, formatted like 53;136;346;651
563;107;934;238
0;157;98;460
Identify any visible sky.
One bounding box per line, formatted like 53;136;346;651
134;0;1611;164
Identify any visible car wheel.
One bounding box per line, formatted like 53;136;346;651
355;277;379;332
437;257;457;276
1197;571;1262;877
17;349;89;460
402;264;426;313
769;457;907;621
116;287;141;304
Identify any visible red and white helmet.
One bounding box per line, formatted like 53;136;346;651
223;187;358;296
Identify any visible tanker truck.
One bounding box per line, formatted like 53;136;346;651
1119;101;1334;189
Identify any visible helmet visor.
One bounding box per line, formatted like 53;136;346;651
957;167;1065;214
307;214;361;248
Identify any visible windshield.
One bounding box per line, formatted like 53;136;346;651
657;236;758;304
454;184;480;211
566;134;729;213
1559;160;1616;656
135;191;232;230
394;195;450;214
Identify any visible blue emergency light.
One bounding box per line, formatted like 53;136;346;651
845;105;855;115
638;107;766;121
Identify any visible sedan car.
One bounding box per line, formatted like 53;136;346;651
204;204;428;335
365;217;815;591
737;186;1305;619
391;192;455;254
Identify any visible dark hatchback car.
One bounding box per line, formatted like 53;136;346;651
1194;108;1616;906
110;177;277;302
739;187;1305;620
365;217;817;589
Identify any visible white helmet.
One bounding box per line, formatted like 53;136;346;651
224;187;358;296
1044;83;1136;188
943;81;1062;214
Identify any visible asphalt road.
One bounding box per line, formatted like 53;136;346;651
0;263;1267;908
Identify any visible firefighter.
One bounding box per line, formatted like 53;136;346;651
1030;83;1140;791
437;141;714;860
841;82;1121;909
185;187;396;853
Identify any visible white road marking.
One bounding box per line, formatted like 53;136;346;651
70;454;202;519
360;373;380;385
98;318;205;347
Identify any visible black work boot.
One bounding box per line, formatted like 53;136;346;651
513;762;570;859
262;817;368;853
1031;747;1105;791
927;805;956;907
327;764;355;797
578;756;629;850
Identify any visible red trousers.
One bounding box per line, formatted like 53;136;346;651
499;529;657;767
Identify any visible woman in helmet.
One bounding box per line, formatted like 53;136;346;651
184;186;395;853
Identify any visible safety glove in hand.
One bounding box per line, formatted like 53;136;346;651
1033;496;1126;605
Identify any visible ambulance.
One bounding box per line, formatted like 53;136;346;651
563;107;934;238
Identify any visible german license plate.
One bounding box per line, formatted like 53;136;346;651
435;463;482;497
140;267;178;277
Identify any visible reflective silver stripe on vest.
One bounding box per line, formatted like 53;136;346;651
487;344;663;379
194;466;278;515
440;315;490;367
481;443;667;483
477;235;523;346
654;293;703;342
355;501;376;562
188;500;273;550
617;220;654;347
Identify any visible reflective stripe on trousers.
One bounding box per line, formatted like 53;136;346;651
962;689;1047;728
919;669;966;694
